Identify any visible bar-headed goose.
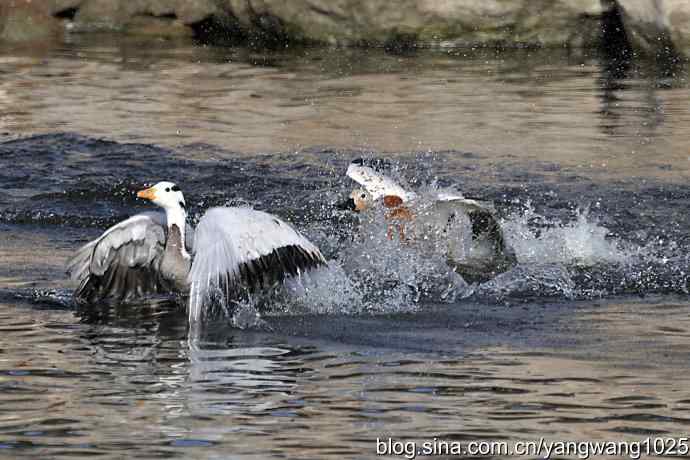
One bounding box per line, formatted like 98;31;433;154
67;181;325;322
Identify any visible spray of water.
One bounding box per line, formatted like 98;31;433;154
265;194;656;315
503;202;639;266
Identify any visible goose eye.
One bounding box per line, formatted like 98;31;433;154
361;193;366;199
165;187;170;192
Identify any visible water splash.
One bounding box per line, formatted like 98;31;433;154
476;264;576;301
278;193;675;311
282;262;364;314
502;202;640;266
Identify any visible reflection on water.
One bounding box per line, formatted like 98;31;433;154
1;298;690;459
0;35;688;181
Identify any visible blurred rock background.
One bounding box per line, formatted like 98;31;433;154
0;0;687;59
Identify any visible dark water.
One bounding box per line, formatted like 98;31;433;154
1;36;690;459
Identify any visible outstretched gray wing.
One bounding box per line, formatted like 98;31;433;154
188;207;326;322
66;211;173;304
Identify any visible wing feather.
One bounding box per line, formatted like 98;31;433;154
429;199;502;240
188;207;326;322
346;162;416;201
66;212;171;304
428;198;517;271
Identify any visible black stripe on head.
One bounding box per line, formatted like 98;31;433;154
171;185;181;192
179;201;186;210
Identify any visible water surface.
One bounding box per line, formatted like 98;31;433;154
1;36;690;459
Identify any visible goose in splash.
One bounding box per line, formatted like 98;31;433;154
339;159;516;282
66;181;325;322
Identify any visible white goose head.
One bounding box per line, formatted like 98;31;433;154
137;181;186;213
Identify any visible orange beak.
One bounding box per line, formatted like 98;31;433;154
137;187;157;201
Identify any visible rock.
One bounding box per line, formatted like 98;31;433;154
125;16;194;38
666;0;690;52
616;0;671;52
221;0;608;47
71;0;221;36
71;0;134;31
616;0;690;58
174;0;224;25
2;0;688;54
0;0;63;43
49;0;85;16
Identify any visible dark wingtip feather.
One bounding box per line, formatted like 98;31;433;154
220;244;326;294
73;263;171;306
